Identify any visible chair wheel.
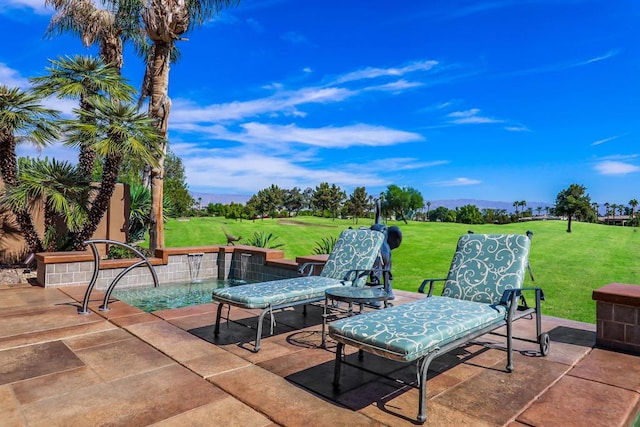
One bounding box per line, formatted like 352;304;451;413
539;333;550;356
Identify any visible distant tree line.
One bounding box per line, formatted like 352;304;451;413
194;183;423;223
189;182;640;230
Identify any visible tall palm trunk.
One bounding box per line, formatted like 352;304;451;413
143;0;188;251
146;41;172;251
77;95;98;178
0;130;43;253
73;153;122;248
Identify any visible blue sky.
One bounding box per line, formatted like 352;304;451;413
1;0;639;207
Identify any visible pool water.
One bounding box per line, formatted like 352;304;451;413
112;279;249;312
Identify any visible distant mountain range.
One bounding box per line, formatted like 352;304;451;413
191;193;552;213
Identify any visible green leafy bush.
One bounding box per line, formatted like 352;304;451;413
246;231;285;249
107;244;152;260
313;236;337;254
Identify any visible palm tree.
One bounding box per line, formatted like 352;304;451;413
0;85;60;253
140;0;239;251
63;97;162;249
31;55;136;178
513;201;519;215
4;158;90;251
426;201;431;221
629;199;638;220
604;202;610;219
128;183;151;243
45;0;139;71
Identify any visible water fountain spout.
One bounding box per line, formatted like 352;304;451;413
188;253;205;283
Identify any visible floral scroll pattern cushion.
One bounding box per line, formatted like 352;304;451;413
442;234;530;305
329;296;507;362
320;228;385;286
213;275;344;309
212;228;385;309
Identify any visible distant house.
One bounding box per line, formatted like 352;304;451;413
598;215;631;226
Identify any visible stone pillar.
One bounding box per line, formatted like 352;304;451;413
592;283;640;354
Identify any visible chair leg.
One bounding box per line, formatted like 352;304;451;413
535;290;543;338
506;317;514;372
254;307;271;352
333;342;344;389
214;302;225;336
417;352;437;424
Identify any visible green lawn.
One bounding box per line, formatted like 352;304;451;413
163;216;640;324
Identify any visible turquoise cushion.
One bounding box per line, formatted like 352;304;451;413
320;228;386;286
329;296;507;362
213;275;344;309
442;234;530;305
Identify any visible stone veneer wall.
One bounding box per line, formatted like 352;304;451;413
592;283;640;355
35;245;323;291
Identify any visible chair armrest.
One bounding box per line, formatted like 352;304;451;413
342;267;390;285
501;287;545;311
418;278;446;296
298;262;326;276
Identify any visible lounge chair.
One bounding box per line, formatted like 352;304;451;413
329;232;549;424
212;228;386;352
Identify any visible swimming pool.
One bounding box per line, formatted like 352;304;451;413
112;279;249;312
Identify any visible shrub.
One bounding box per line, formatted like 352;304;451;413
107;244;152;260
246;231;284;249
313;236;337;255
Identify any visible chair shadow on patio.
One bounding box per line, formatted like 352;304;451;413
188;304;326;349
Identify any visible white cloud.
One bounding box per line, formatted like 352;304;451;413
41;97;78;117
240;122;424;147
173;122;424;149
0;63;76;115
499;49;621;78
505;126;531;132
172;144;386;193
171;59;438;124
0;63;30;88
335;60;438;84
1;0;51;14
577;49;620;66
594;160;640;175
364;79;423;93
171;86;354;123
448;109;480;118
362;158;448;172
433;177;482;186
591;134;625;146
447;108;502;124
16;142;77;164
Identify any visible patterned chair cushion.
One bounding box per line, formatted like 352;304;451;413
442;234;530;305
320;228;385;286
213;275;345;309
329;296;507;362
212;228;385;309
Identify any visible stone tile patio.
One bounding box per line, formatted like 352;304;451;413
1;282;639;426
